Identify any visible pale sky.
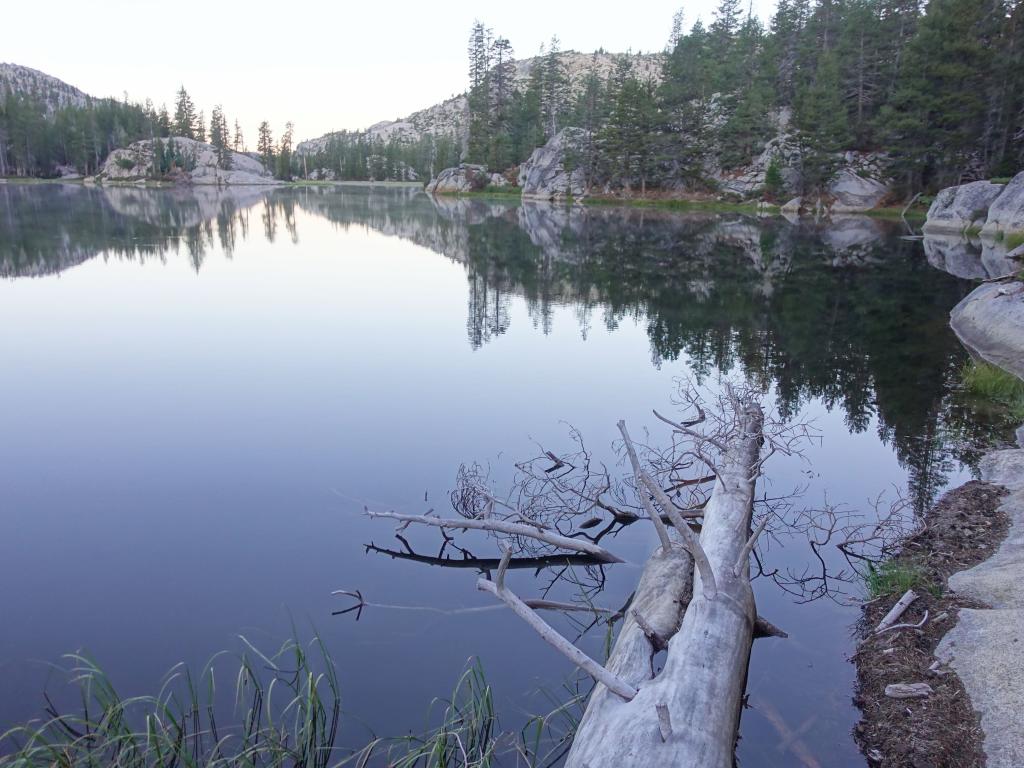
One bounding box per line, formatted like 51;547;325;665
5;0;776;144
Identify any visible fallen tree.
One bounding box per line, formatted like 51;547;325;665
358;383;806;766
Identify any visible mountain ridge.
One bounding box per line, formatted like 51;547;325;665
0;62;90;113
295;51;664;154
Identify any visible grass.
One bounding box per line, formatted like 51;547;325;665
0;639;581;768
0;634;341;768
864;559;937;599
961;360;1024;420
1005;232;1024;250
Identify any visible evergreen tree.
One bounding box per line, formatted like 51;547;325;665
257;121;274;169
540;36;570;139
172;86;196;138
209;105;232;170
881;0;995;189
275;121;294;180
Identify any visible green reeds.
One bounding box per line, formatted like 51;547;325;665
0;633;341;768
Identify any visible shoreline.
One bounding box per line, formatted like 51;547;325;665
853;481;1010;767
425;187;931;219
856;247;1024;765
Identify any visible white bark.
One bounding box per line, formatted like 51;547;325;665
875;589;918;633
566;403;764;768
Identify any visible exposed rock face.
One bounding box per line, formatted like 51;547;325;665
308;168;337;181
0;62;89;114
425;164;490;194
829;169;890;212
981;171;1024;238
950;280;1024;381
924;180;1005;234
937;448;1024;768
297;51;663;153
712;134;803;197
519;128;590;201
100;137;279;185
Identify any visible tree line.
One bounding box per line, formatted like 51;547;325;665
465;0;1024;195
0;84;297;180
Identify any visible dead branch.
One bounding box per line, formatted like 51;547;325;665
476;578;638;701
364;509;624;563
875;589;919;633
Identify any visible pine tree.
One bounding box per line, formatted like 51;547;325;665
881;0;994;189
172;86;196;139
275;121;294;180
257;121;274;169
540;36;570;139
466;21;494;163
209;105;232;170
233;120;244;153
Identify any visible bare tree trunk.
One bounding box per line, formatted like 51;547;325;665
566;403;763;768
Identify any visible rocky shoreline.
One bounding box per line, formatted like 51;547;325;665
854;482;1009;767
856;176;1024;767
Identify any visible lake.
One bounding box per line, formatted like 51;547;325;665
0;183;993;766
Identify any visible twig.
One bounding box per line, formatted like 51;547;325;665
617;420;673;553
876;610;929;635
733;517;769;577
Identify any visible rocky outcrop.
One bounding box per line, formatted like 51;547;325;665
0;63;89;115
519;128;590;201
100;137;279;185
950;280;1024;380
829;169;890;212
425;164;491;194
980;171;1024;238
936;448;1024;768
924;179;1009;235
712;134;803;197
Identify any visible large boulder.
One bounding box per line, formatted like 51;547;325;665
519;128;590;201
101;137;279;185
981;171;1024;238
425;164;489;194
950;280;1024;381
924;180;1005;234
829;169;890;212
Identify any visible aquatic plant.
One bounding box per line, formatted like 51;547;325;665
960;360;1024;420
0;643;580;768
0;634;341;768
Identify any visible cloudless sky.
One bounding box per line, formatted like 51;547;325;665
4;0;776;144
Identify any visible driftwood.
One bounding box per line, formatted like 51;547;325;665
566;399;765;767
360;385;794;766
874;588;918;633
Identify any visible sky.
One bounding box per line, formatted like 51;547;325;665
4;0;776;144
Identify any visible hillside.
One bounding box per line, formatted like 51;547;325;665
296;51;663;154
0;62;90;113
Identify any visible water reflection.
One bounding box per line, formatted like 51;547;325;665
0;183;991;515
0;182;1005;766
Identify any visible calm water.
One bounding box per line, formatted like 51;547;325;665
0;183;992;765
